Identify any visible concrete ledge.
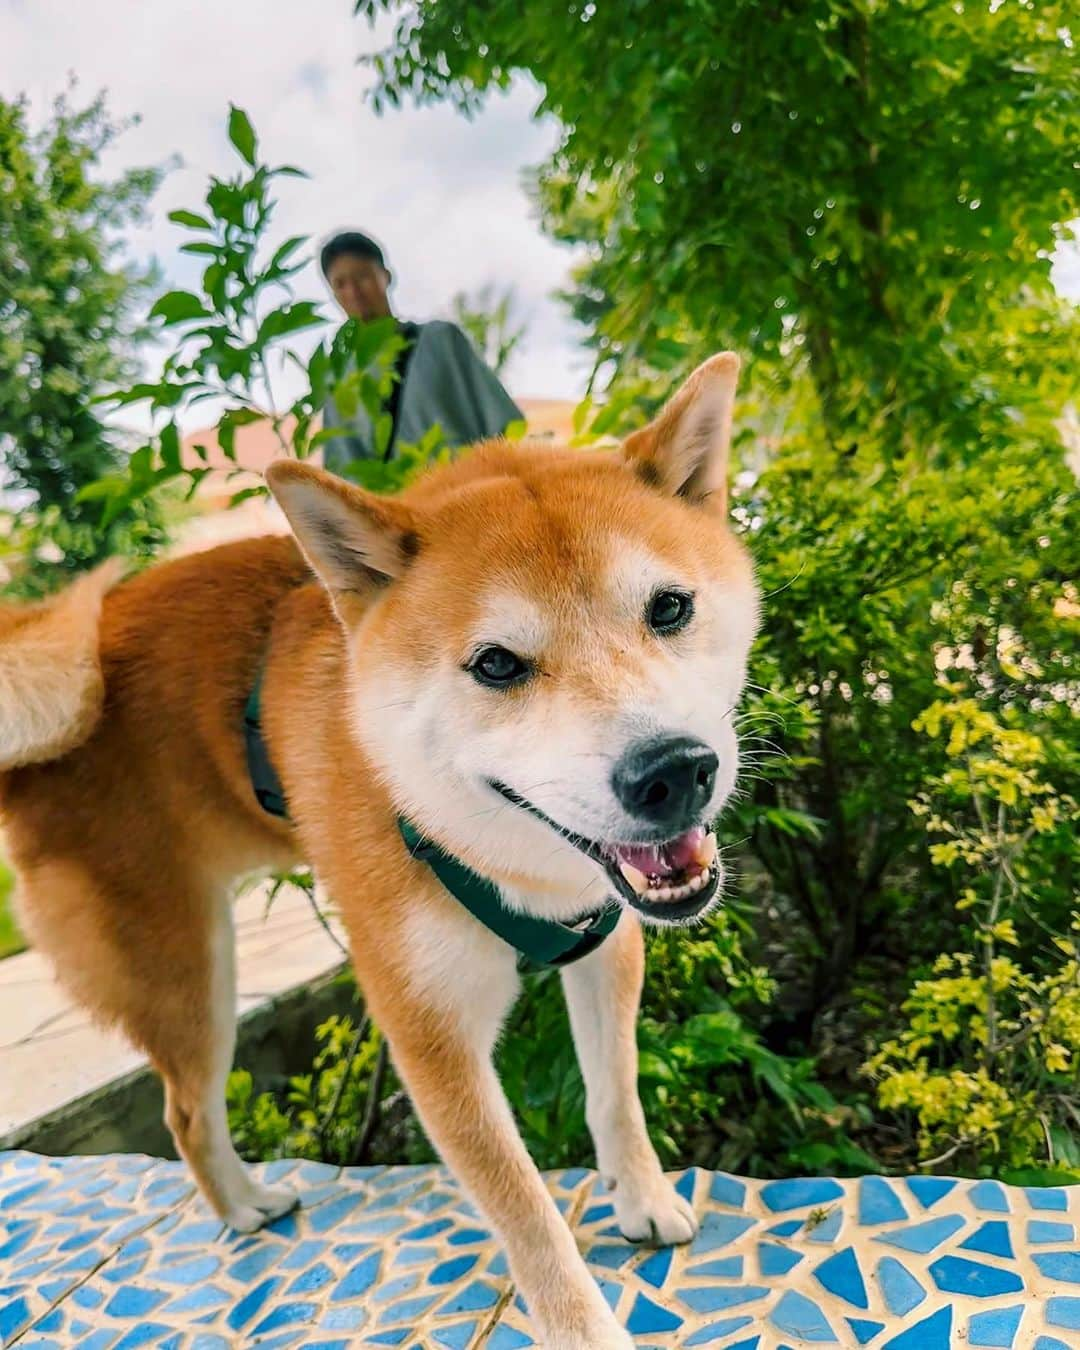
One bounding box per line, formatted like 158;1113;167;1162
0;881;350;1155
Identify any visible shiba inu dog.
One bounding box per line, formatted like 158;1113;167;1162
0;353;758;1347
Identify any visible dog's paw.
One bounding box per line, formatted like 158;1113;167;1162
225;1182;299;1233
611;1173;698;1246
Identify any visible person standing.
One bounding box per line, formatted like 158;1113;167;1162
319;231;522;473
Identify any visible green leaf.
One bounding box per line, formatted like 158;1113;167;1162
228;485;270;508
590;400;628;437
1001;1167;1080;1188
572;396;593;436
168;209;212;230
307;342;330;396
159;421;181;475
255;301;324;348
227;105;258;167
637;1050;677;1083
333;371;361;421
184;468;212;501
205;180;246;228
338;315;402;373
99;382;175;408
1050;1127;1080;1169
128;444;154;484
75;476;128;504
265;235;309;277
217;406;265;463
308;426;352;449
373;411;393;457
149;291;211;325
219;418;238;462
226;407;266;427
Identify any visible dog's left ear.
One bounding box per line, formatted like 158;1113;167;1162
266;460;422;623
621;352;740;510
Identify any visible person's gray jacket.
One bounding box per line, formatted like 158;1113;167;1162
322;320;523;472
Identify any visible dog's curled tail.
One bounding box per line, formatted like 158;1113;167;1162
0;558;124;772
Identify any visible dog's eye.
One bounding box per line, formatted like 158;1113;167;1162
648;589;694;634
469;646;531;688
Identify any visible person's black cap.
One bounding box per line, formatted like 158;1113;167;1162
320;231;387;277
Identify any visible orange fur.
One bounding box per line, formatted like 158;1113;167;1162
0;559;124;771
0;355;756;1346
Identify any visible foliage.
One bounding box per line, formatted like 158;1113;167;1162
0;87;167;595
350;0;1080;1181
229;909;877;1178
86;105;428;531
224;868;409;1165
228;1011;392;1166
866;698;1080;1177
498;918;878;1177
448;284;526;377
358;0;1079;444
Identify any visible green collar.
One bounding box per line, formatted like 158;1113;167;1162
243;666;619;971
397;817;620;973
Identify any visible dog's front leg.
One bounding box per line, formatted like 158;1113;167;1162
359;926;632;1350
561;911;698;1245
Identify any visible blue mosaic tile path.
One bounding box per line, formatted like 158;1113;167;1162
1;1153;1077;1347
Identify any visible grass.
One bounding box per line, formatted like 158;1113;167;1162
0;856;25;959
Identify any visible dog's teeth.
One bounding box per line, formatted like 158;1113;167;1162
619;861;649;896
656;886;674;901
696;832;718;868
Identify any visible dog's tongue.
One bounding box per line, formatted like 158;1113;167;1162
612;826;706;879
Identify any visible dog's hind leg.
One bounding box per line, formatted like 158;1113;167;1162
152;898;299;1232
14;861;298;1232
561;911;698;1245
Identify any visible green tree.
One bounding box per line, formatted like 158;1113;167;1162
0;88;165;591
93;105;445;526
355;0;1080;1177
359;0;1078;448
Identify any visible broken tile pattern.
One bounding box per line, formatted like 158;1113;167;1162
1;1154;1076;1347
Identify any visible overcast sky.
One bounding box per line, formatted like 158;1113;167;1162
2;0;1077;433
1;0;590;424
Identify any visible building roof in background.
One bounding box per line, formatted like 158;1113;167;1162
180;398;580;507
170;398;583;552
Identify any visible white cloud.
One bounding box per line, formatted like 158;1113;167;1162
1;0;591;430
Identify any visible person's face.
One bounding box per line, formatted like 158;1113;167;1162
326;254;393;321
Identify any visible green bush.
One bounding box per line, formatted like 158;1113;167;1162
866;697;1080;1179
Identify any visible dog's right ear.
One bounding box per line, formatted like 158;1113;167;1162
621;352;740;511
266;461;422;621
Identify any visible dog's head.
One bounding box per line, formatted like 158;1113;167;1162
267;353;758;927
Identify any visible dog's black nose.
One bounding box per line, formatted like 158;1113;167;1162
612;736;719;828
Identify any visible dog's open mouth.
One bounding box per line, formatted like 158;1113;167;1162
601;826;719;917
490;782;721;923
